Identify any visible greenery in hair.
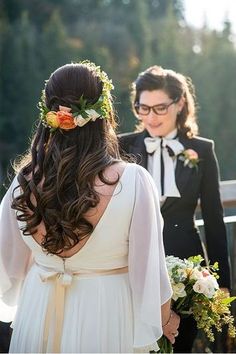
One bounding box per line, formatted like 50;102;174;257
38;60;114;130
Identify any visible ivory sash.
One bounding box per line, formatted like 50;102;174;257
37;263;128;353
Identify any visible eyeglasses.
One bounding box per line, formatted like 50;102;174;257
134;99;178;116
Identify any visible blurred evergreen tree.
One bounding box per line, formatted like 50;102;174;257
1;0;236;180
0;12;38;182
197;29;236;179
0;8;73;186
1;3;236;351
39;9;73;76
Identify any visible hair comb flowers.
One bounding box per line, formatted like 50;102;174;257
38;60;114;131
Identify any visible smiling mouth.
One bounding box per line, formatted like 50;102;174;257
149;123;162;128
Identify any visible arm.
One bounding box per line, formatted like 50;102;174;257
128;166;173;348
0;177;32;322
161;301;180;344
161;299;172;328
200;141;231;288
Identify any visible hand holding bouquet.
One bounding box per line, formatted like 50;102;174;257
158;255;236;353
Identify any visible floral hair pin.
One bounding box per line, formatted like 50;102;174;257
38;60;114;131
178;149;200;168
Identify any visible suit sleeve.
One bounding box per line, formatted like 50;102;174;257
0;177;32;322
128;166;172;348
200;141;231;288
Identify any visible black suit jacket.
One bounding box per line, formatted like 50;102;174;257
119;130;231;288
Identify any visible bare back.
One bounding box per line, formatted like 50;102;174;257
32;161;127;258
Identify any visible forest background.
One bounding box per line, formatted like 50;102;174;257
1;1;236;351
1;0;236;187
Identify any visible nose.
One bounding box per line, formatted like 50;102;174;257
147;108;158;121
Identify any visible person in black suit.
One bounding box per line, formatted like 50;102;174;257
119;65;231;353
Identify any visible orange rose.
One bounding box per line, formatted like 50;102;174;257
56;111;76;130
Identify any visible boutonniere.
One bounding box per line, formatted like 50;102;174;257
178;149;200;168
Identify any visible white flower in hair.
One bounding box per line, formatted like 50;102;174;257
85;109;101;121
74;115;88;127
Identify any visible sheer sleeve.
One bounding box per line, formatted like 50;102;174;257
129;165;172;349
0;176;32;322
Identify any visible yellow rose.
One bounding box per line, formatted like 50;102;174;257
45;111;59;128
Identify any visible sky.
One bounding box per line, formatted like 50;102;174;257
183;0;236;34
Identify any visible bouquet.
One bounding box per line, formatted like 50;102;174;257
158;255;236;353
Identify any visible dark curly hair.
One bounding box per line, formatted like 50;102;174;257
131;65;199;137
12;62;120;255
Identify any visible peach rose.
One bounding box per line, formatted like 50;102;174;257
59;105;72;113
45;111;59;128
185;149;198;160
57;111;76;130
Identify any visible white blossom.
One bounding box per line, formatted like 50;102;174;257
85;109;101;121
189;268;203;281
172;283;186;301
193;277;218;298
74;115;89;127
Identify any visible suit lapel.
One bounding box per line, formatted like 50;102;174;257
126;131;197;212
161;136;194;212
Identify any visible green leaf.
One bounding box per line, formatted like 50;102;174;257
71;104;80;112
81;111;89;119
221;296;236;305
187;255;204;265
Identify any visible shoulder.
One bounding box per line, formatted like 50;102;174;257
103;161;127;181
127;164;160;206
118;131;144;143
191;136;214;147
181;136;219;168
102;161;150;183
127;163;155;185
184;136;215;154
118;131;146;155
118;131;140;138
0;174;19;208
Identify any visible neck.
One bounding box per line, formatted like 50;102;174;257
148;128;178;139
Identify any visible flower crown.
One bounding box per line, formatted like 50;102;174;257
38;61;114;131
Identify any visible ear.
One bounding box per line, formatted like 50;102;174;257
177;97;185;112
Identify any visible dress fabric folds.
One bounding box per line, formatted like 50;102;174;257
0;163;172;353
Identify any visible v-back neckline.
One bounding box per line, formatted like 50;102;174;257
21;163;130;261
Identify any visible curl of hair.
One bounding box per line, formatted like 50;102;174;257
12;63;120;255
131;65;199;137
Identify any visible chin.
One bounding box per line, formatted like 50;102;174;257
150;129;163;137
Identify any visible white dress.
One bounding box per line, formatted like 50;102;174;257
0;163;172;353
